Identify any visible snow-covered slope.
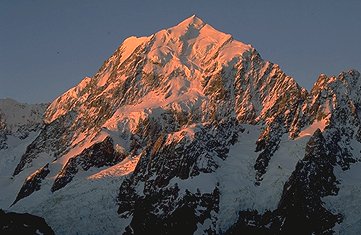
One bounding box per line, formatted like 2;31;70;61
1;16;361;235
0;99;50;230
0;98;46;177
0;98;46;147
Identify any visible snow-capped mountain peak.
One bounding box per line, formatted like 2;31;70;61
169;14;206;33
151;15;252;72
43;15;255;129
2;16;361;235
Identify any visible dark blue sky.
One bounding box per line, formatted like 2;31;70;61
1;0;361;103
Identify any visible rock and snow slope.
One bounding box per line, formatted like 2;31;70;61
1;16;361;234
0;98;46;179
0;98;46;148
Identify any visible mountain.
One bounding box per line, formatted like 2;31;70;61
1;15;361;234
0;98;46;148
0;98;46;178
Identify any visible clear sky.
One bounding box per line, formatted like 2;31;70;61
1;0;361;103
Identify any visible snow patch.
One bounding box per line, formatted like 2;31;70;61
298;118;328;138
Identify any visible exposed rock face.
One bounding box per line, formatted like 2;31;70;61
276;129;341;234
2;16;361;234
226;129;342;234
118;121;240;234
13;164;50;205
13;112;75;176
123;187;220;235
0;114;7;149
52;136;125;192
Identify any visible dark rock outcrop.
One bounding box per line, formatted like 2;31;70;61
13;164;50;205
0;209;54;235
227;129;341;235
51;136;125;192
